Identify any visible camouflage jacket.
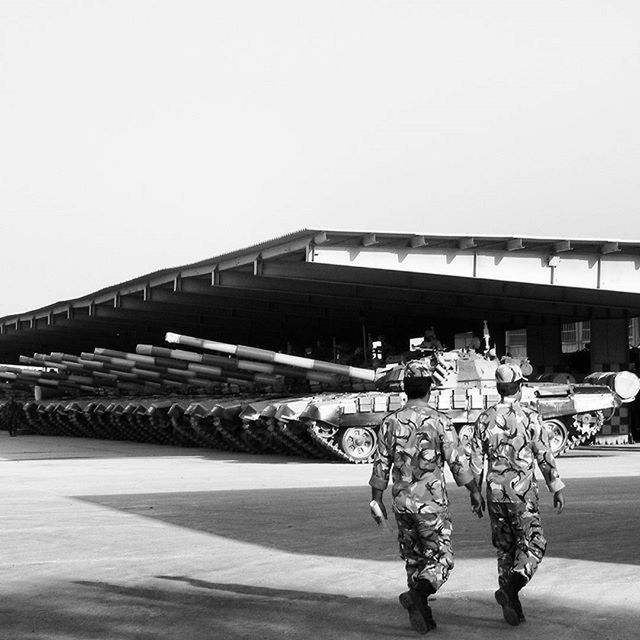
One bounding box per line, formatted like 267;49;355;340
468;400;565;504
369;402;474;514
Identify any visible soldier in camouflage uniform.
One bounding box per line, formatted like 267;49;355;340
369;361;484;635
3;395;22;437
468;363;565;626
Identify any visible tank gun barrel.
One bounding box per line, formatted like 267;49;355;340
136;344;337;385
19;355;65;371
165;332;376;382
0;365;95;393
40;353;158;390
80;353;210;389
77;351;263;390
46;352;165;392
22;354;133;390
583;371;640;402
91;348;280;388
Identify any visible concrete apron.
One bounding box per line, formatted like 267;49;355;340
1;434;639;640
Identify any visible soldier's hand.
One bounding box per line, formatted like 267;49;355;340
553;490;565;514
370;499;387;525
470;490;485;518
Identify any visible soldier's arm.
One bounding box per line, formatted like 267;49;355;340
440;415;474;485
468;415;487;489
368;416;395;520
439;416;484;516
531;412;566;511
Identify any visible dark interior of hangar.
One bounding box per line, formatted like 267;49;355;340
1;257;639;376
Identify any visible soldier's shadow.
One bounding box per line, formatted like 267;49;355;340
3;575;634;640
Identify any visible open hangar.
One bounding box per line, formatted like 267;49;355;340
1;229;639;639
1;228;639;440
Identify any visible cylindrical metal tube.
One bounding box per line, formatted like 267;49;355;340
164;332;376;381
584;371;640;402
138;344;335;383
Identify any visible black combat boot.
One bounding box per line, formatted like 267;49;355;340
415;580;437;631
513;593;526;622
494;572;527;626
510;573;527;622
399;580;437;635
399;589;429;634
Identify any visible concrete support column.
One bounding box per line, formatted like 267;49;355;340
590;317;629;372
526;322;562;374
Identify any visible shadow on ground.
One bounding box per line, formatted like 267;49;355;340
75;476;640;565
0;433;323;464
1;576;635;640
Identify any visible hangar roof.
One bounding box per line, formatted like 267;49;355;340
1;228;640;363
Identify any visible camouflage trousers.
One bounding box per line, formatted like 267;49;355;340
487;501;547;588
394;509;453;591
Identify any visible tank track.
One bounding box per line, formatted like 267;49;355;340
562;411;605;454
307;424;376;464
7;395;378;463
4;395;615;463
264;423;312;458
280;423;332;459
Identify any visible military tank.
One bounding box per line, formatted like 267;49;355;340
5;331;639;464
289;348;640;462
158;332;640;462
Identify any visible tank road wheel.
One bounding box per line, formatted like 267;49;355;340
340;427;377;463
544;419;569;457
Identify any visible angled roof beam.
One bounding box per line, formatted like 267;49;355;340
553;240;572;253
313;231;328;245
409;235;427;249
261;237;314;260
506;238;525;251
459;237;477;250
601;241;620;254
218;251;261;271
362;233;377;247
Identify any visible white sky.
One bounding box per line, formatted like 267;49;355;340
1;1;639;317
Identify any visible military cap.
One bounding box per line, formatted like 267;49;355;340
404;360;433;379
495;362;527;383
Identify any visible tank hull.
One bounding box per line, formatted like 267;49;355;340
5;376;626;463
